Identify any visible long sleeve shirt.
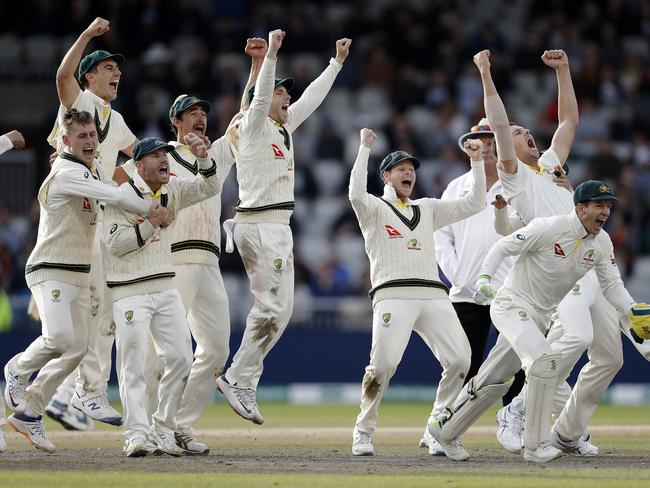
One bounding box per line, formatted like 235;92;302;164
349;145;486;305
25;151;150;288
435;173;516;303
230;55;342;224
104;156;220;300
480;211;634;317
0;135;13;156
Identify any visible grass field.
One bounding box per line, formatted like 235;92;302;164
2;401;650;487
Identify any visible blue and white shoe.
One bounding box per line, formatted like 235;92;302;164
45;399;95;431
71;392;122;426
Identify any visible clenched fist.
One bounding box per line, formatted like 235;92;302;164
4;130;25;149
473;49;491;72
541;49;569;69
267;29;285;59
360;128;377;148
245;37;268;60
335;38;352;64
184;133;208;159
463;138;484;161
83;17;110;39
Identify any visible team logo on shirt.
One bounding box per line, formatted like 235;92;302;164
51;289;61;302
407;239;421;251
582;249;595;265
518;310;529;321
271;144;285;159
274;258;283;271
125;310;134;324
382;313;391;327
82;197;92;212
571;283;581;295
384;225;403;238
554;243;566;257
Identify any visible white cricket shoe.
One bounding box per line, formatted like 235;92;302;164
71;392;122;426
216;375;264;425
175;432;209;455
123;436;149;458
45;399;95;431
4;364;28;412
551;429;599;456
0;428;6;453
7;413;55;453
426;419;470;461
419;421;444;455
496;405;524;453
151;429;183;457
523;441;563;463
352;429;374;456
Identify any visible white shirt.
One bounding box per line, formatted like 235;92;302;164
48;89;136;181
480;211;634;316
498;149;573;225
435;172;516;303
0;134;13;156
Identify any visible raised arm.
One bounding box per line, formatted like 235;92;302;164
174;133;221;210
474;50;518;174
56;17;110;108
492;194;524;236
434;191;459;285
287;38;351;131
543;50;578;165
431;139;486;229
348;128;378;222
240;37;267;112
240;29;284;139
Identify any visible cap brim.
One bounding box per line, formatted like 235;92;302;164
457;131;494;150
586;194;619;202
276;77;295;93
137;143;174;159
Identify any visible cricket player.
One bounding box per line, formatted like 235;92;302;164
475;48;643;455
218;29;351;424
3;110;150;453
0;128;25;453
349;128;486;456
430;180;648;464
104;135;223;457
44;17;138;427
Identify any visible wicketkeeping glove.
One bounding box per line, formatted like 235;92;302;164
473;275;494;305
629;303;650;344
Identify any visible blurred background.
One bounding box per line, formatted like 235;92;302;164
0;0;649;401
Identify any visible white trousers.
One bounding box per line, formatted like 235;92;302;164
355;297;471;434
225;223;294;389
144;264;230;433
509;272;624;439
53;228;114;403
114;289;192;441
9;280;90;415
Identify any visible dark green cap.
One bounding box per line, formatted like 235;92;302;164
168;94;211;122
77;50;125;83
379;151;421;176
133;137;174;161
573;180;619;205
247;77;295;104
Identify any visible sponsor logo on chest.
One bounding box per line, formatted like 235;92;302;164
271;143;285;159
384;225;403;238
554;243;566;257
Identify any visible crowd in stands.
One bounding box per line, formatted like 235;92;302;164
1;0;650;328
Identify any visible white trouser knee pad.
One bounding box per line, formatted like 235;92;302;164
438;376;513;440
524;352;562;450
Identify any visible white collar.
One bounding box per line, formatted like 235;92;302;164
381;184;412;207
133;170;168;197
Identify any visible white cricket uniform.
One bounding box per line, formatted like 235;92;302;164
435;174;516;304
47;89;137;400
123;138;235;433
104;157;220;441
499;150;644;437
350;145;486;434
7;152;149;416
222;54;342;389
